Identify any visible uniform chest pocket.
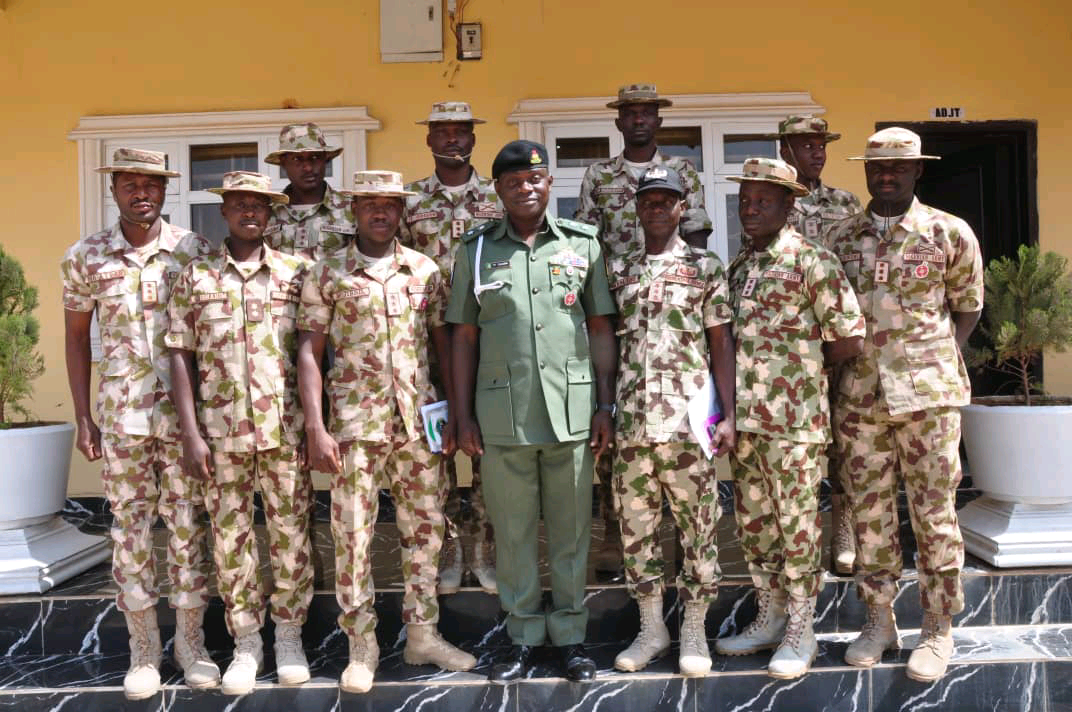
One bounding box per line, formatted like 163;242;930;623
415;219;441;236
196;301;235;354
898;258;945;314
476;267;515;323
93;278;129;328
549;265;586;313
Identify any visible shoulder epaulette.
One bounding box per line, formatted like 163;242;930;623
461;221;497;243
555;217;598;237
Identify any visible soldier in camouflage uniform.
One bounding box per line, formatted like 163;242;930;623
714;158;865;679
575;83;714;574
62;148;217;700
297;171;476;695
264;122;355;262
828;128;983;683
167;171;314;695
765;115;864;575
398;102;501;594
608;167;736;677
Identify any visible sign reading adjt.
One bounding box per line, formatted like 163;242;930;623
931;107;965;119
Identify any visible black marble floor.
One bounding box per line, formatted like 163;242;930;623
0;492;1068;711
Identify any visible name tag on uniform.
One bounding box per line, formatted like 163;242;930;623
322;223;356;236
452;219;465;238
141;281;158;305
270;290;300;303
821;209;845;221
595;186;626;195
245;298;264;322
263;223;282;236
408;211;439;223
677;265;699;278
89;269;126;284
840;252;863;263
611;275;640;290
386;291;403;316
764;269;803;283
664;274;703;289
193;292;227;304
904;251;944;264
487;260;510;269
472;202;503;220
875;260;890;284
336;287;369;300
804;217;820;238
649;280;665;303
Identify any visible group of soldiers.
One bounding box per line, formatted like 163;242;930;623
61;82;982;699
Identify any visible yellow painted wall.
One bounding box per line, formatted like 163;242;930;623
1;0;1070;494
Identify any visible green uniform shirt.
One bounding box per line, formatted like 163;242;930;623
447;215;617;446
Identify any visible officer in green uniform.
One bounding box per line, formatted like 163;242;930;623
447;140;618;683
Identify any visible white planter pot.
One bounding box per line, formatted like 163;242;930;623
0;423;77;528
959;401;1072;567
961;402;1072;505
0;422;110;593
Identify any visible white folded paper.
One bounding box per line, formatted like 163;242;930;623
420;400;449;453
687;375;724;460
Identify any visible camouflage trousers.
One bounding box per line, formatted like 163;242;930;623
442;453;494;547
730;432;824;600
333;437;444;638
613;441;721;602
206;444;314;637
101;435;211;612
834;405;965;616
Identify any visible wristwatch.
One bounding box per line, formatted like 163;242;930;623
597;402;617;417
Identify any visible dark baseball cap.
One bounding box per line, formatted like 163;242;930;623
635;165;685;196
492;140;549;179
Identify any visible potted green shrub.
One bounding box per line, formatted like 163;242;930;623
0;246;108;593
958;244;1072;566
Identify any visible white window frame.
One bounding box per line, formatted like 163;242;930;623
508;92;823;261
67;106;381;359
68;106;381;237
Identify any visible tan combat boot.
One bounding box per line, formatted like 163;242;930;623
340;632;380;693
614;593;671;672
221;630;263;696
679;599;713;676
403;623;477;671
906;612;954;682
173;605;220;689
437;538;464;594
274;622;310;685
595;519;624;573
470;540;498;594
715;589;788;656
830;494;856;575
845;603;899;667
123;608;163;700
768;596;817;679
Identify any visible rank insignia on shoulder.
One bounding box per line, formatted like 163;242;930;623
555;217;598;236
461;221;497;242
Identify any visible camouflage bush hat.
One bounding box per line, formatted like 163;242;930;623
849;127;941;161
762;115;841;142
492;140;549;179
95;147;180;177
636;166;685;196
606;83;673;109
416;101;486;125
340;171;417;198
727;157;809;197
207;171;289;204
264;122;343;165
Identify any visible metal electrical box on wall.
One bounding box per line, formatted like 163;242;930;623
380;0;443;63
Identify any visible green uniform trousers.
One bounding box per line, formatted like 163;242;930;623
482;440;593;647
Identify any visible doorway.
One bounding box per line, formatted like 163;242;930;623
875;120;1039;397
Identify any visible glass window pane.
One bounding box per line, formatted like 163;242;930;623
191;204;227;247
556;196;579;219
726;193;742;260
190;143;258;191
555;137;610;168
656;126;703;170
723;135;777;164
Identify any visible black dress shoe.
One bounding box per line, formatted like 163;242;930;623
559;643;597;682
489;644;530;684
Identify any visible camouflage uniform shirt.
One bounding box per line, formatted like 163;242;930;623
298;241;447;444
266;183;355;262
398;169;503;282
608;236;732;442
789;182;862;241
729;226;865;444
824;197;983;415
165;243;309;452
62;221;211;439
576;152;712;260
